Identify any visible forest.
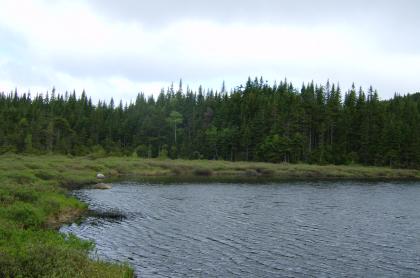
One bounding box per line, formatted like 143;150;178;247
1;77;419;168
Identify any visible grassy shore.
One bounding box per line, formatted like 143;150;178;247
0;155;136;278
1;154;419;277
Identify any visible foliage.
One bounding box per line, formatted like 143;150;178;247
1;79;419;168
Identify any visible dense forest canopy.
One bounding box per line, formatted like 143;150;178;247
1;77;419;168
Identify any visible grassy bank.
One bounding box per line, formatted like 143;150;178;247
1;154;419;277
0;155;135;277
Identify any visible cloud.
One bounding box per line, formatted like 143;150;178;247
83;0;407;25
0;0;418;102
85;0;420;55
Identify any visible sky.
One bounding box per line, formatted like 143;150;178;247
0;0;419;102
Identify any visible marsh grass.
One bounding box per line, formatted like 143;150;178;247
0;154;134;277
0;154;419;277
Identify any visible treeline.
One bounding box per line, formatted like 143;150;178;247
1;78;419;168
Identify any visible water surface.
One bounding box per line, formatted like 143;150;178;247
61;181;420;277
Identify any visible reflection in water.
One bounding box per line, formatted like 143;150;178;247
61;181;420;277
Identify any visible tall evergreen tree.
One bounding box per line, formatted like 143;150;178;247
0;78;419;168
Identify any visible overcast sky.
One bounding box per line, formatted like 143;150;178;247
0;0;419;102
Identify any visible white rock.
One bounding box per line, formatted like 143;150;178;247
94;183;112;190
96;173;105;179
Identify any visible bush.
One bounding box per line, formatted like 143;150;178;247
135;144;149;158
158;145;169;159
191;151;203;160
88;145;107;159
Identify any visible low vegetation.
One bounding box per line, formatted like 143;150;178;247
1;154;419;277
0;155;134;277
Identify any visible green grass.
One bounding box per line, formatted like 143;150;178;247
0;154;419;277
0;155;134;277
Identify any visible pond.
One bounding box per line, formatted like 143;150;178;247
61;181;420;277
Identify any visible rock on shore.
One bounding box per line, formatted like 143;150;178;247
94;183;112;190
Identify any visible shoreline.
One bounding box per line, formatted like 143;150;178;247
29;154;418;188
1;154;419;277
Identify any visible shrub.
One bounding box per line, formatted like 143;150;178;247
87;145;107;159
135;144;149;158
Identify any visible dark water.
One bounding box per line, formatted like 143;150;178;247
61;181;420;277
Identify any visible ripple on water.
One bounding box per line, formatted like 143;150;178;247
60;181;420;278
